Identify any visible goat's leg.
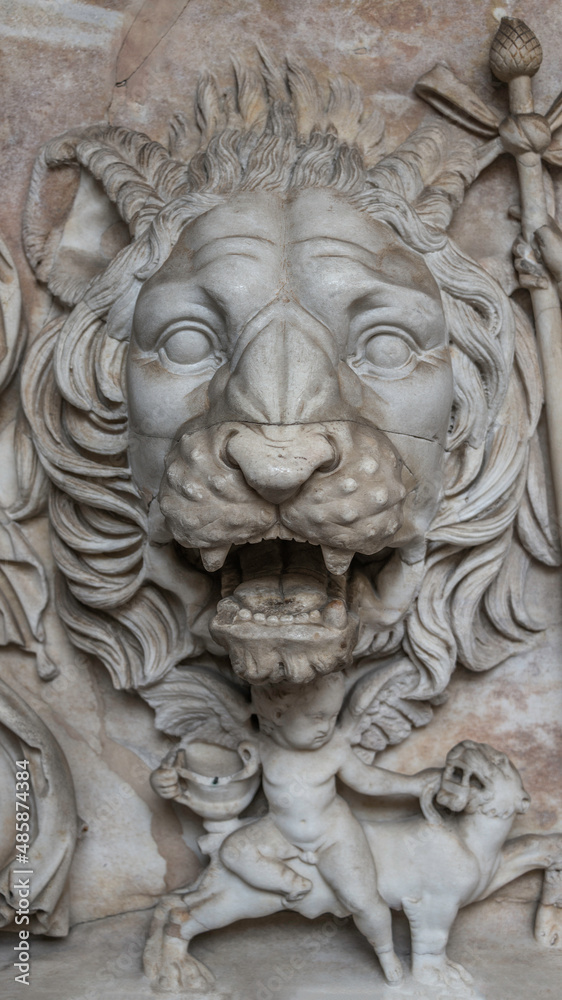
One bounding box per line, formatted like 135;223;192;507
404;895;482;998
144;864;284;993
536;866;562;949
473;833;562;950
475;833;562;900
143;892;216;994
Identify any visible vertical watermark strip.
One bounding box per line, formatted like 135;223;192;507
13;758;33;986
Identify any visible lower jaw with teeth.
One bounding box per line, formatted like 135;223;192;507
208;540;359;684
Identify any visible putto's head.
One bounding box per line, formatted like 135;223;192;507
21;55;552;708
252;672;345;749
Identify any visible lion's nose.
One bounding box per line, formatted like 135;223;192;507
225;424;337;504
436;782;470;813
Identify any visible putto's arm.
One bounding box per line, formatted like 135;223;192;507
338;748;440;799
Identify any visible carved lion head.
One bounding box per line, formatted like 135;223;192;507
436;740;531;818
18;57;556;708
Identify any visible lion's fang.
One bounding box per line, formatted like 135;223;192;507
201;545;231;572
321;546;354;575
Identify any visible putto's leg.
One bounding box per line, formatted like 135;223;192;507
219;817;313;902
315;838;402;985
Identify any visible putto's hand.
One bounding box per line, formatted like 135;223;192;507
416;768;444;826
513;218;562;296
416;767;443;798
512;235;549;290
150;765;180;800
535;219;562;295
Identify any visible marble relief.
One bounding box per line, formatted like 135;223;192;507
0;8;561;999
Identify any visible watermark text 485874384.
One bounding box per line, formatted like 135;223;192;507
12;759;33;986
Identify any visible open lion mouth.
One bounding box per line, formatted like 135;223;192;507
209;537;361;684
158;419;424;684
165;528;425;686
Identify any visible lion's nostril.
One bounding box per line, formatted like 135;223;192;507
221;431;241;470
223;424;339;504
316;435;340;473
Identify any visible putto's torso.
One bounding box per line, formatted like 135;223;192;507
258;728;352;848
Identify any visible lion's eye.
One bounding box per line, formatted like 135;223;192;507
160;325;216;366
349;325;418;379
363;332;412;371
469;773;485;790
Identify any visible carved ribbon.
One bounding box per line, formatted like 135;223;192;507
415;62;562;167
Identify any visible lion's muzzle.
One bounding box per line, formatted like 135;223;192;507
159;419;408;566
158;416;413;683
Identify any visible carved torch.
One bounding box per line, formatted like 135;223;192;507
416;17;562;540
490;20;562;540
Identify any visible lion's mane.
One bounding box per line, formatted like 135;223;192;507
16;58;559;701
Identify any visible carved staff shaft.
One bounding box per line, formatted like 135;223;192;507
491;19;562;538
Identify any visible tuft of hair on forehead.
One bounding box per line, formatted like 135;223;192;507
189;51;386;163
174;54;382;201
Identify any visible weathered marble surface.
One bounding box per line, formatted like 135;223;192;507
1;0;562;316
1;898;561;1000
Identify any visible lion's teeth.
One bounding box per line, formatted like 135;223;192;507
200;545;231;572
219;597;239;619
323;599;347;628
321;546;354;575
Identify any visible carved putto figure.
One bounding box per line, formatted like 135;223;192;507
144;663;562;995
153;671;441;985
3;12;561;999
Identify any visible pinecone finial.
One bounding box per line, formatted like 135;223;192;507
490;17;543;83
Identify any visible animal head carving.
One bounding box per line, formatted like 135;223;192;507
436;740;531;818
17;57;557;703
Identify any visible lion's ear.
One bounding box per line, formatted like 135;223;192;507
23;161;130;307
23;124;189;307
